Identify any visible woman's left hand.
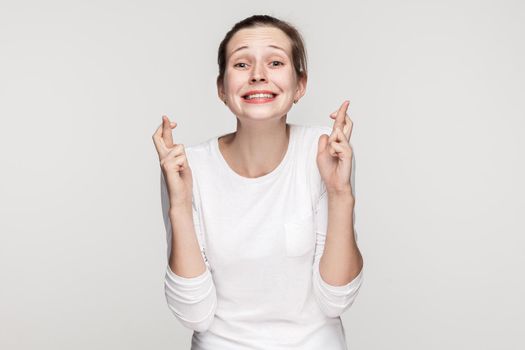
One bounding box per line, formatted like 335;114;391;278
316;100;354;197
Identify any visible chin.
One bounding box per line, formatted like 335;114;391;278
241;111;288;121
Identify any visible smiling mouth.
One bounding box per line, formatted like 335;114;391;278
242;93;278;100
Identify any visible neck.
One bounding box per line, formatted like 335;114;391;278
219;118;290;178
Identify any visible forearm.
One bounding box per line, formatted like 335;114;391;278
168;203;207;278
319;191;363;286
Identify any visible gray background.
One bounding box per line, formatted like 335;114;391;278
1;0;524;349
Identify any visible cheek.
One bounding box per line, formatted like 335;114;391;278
224;73;245;91
273;75;296;92
271;67;296;86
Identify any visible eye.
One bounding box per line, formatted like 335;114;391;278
271;61;284;67
234;63;247;68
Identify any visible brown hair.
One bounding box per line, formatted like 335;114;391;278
216;15;308;87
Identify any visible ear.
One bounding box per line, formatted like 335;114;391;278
217;76;225;101
294;73;307;101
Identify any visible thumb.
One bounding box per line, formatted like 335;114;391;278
318;134;329;154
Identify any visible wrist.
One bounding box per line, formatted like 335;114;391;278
327;189;355;205
169;202;192;217
327;186;354;198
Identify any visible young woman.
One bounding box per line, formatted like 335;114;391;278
152;15;364;350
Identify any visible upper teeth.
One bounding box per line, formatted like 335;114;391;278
245;93;274;99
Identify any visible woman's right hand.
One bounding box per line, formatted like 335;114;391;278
152;115;193;207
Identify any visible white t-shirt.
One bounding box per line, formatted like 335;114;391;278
161;123;364;350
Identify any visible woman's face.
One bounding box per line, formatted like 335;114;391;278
218;26;306;122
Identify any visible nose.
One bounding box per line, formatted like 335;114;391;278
250;62;267;83
251;76;266;83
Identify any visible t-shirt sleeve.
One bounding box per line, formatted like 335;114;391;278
308;126;364;318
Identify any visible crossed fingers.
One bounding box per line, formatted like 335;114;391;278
152;115;178;159
329;100;353;144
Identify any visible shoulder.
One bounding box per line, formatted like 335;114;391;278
291;123;331;153
184;138;211;155
305;124;332;136
292;123;332;159
183;137;216;166
293;123;332;139
307;124;333;136
291;124;332;202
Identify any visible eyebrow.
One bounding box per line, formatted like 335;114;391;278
230;45;287;56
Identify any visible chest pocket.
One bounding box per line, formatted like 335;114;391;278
284;213;316;257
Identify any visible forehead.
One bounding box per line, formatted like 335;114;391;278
227;26;292;59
